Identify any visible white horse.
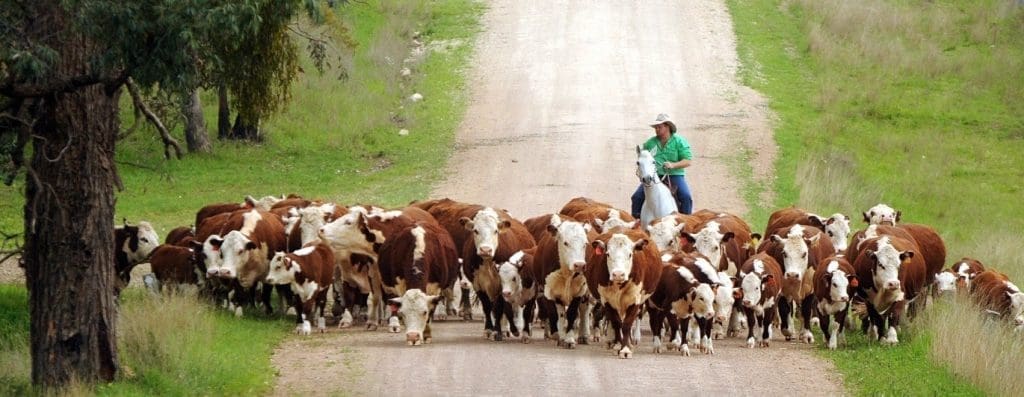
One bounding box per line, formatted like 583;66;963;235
636;146;678;228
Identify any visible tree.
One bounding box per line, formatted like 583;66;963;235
0;0;323;390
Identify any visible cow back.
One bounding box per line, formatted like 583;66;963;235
165;226;195;246
195;202;249;228
846;225;914;266
897;223;947;283
649;264;701;310
379;221;459;295
559;196;613;217
970;271;1013;312
290;243;336;288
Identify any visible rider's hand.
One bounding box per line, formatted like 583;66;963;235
663;161;673;170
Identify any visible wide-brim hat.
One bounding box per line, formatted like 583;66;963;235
649;113;677;134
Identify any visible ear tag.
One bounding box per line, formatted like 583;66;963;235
594;246;604;256
850;278;859;288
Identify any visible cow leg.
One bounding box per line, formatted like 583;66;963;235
521;298;535;343
578;298;593;345
800;294;816;344
561;297;582;349
503;299;519;339
778;297;794;340
698;317;714;354
744;308;757;348
592;301;606;344
441;287;457;319
835;304;849;347
540;297;559;340
337;282;357;328
605;304;622;351
648;307;666;353
478;293;497;339
760;307;775;347
460;286;473;320
261;284;276;316
883;301;906;345
819;311;834;350
666;315;681;351
331;265;347;319
678;315;692;356
618;304;641;359
865;303;885;341
315;290;328;333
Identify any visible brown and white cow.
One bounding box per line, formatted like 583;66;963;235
663;251;739;341
814;255;857;350
683;213;756;277
736;253;783;348
496;248;539;342
758;224;832;343
896;223;947;288
164;226;195;247
523;213;577;243
647;213;701;254
765;207;851;254
265;243;335;335
935;257;986;297
531;214;596;348
377;222;459;345
969;271;1024;331
559;196;637;233
863;203;901;226
204;209;289;316
195;199;256;228
114;220;160;288
647;263;718;356
148;244;205;290
852;236;927;344
586;229;662;359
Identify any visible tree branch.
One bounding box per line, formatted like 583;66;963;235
125;78;182;160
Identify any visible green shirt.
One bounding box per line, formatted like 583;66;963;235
643;134;692;176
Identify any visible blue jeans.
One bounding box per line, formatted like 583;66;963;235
631;174;693;217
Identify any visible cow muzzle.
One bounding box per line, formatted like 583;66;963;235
219;268;236;278
884;280;901;291
477;246;494;258
502;291;513;300
572;262;586;272
406;332;422;345
611;271;626;283
743;299;754;308
785;272;801;280
836;295;849;303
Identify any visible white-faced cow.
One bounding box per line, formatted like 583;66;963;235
758;223;833;343
586;229;662;359
496;249;539;342
532;214;596;348
863;203;901;226
265;243;335;335
970;271;1024;331
683;213;756;277
935;257;986;297
764;207;851;254
647;213;701;254
736;253;783;348
852;236;927;345
114;220;160;289
204;209;288;316
814;255;857;350
647;263;717;356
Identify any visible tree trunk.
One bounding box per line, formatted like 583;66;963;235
217;86;231;139
227;113;262;141
23;17;121;391
182;89;211;153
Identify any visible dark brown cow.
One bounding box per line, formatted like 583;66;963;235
586;229;662;359
149;244;203;289
813;255;857;350
377;222;459;345
896;223;946;287
852;236;927;345
736;252;783;348
647;263;718;356
195;200;253;229
165;226;195;246
758;224;833;343
265;243;336;335
969;271;1024;329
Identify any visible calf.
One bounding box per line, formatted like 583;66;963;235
935;257;986;297
663;251;738;340
970;271;1024;330
378;222;459;345
532;215;596;348
114;220;160;288
852;236;927;345
265;243;336;335
496;249;539;342
759;224;832;343
736;253;783;348
205;209;289;316
814;255;857;350
148;244;204;290
647;264;717;356
586;229;662;359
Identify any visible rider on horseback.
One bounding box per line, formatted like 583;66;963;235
630;113;693;217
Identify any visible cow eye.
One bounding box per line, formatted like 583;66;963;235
801;252;807;259
422;311;428;316
827;231;834;237
141;238;149;243
563;241;568;247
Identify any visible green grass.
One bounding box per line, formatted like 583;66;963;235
729;0;1024;395
0;0;483;393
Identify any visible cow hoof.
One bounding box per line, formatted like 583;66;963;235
760;340;771;348
811;317;820;327
234;307;244;318
522;336;531;344
338;320;353;329
827;339;838;350
782;328;794;338
680;344;691;356
618;346;633;359
296;321;312;336
561;339;577;349
494;332;504;342
424;337;432;344
653;345;662;354
746;337;755;348
577;335;590;345
801;330;814;344
591;334;601;343
366;324;379;331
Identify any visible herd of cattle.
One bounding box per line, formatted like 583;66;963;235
113;195;1024;358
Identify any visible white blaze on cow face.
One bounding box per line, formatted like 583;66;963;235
714;271;735;323
1005;282;1024;327
217;230;263;284
298;204;334;245
596;234;646;283
824;260;851;303
690;283;716;319
685;221;732;269
318;208;381;257
550;217;589;273
864;204;899;226
774;225;816;280
824;214;851;253
391;289;441;346
933;271;958;296
648;216;686;253
870;237;906;292
498;251;526;301
463;208;506;258
740;270;765;312
265;252;297;285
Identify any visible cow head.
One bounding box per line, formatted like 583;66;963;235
498;251;527;301
299;204;337;245
118;220;160;266
594;209;637;233
823;259;854;303
713;271;735;324
201;234;225;278
822;213;851;253
771;225;820;281
593;234;647;283
390;289;442;346
647;215;687;253
863;204;901;226
265;252;297;285
318;208;382;258
547;215;590;273
739;259;775;310
245;194;285;211
868;237;912;292
216;230;267;286
461;208;507;258
683;221;733;270
933;271;958;297
689;283;717;319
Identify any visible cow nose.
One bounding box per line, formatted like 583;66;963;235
478;246;493;256
785;272;801;279
572;262;586;272
206;267;219;276
611;271;626;282
838;296;849;303
743;300;753;307
265;277;275;284
406;332;421;343
503;291;513;299
884;280;901;290
715;314;727;323
219;268;234;278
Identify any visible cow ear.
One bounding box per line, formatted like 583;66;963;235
389;297;403;309
863;211;872;224
546;224;558;235
592;240;606;256
762;274;775;285
244;195;257;208
500;220;512;230
732;287;743;300
808;233;821;244
808;215;826;228
899;251;915;260
460;217;473;230
711;283;720;293
721;232;735;243
245;241;257;250
681;232;696;244
210;238;224;249
634;239;649;251
190;240;203;251
771;234;783;243
689;290;697;301
895;211;902;223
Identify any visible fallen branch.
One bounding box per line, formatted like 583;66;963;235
125;78;183;159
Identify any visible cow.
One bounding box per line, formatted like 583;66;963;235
764;207;851;254
245;194;291;211
758;224;832;343
377;222;459;345
683;213;756;277
935;257;986;297
114;220;160;288
662;251;739;341
558;197;637;233
647;263;717;356
814;255;857;350
204;209;289;316
896;223;947;289
496;249;539;342
523;213;576;242
969;271;1024;331
852;236;927;345
265;243;336;335
165;226;195;247
586;229;663;359
736;253;783;348
195;198;256;228
863;203;901;226
531;214;596;348
647;213;701;254
148;244;205;291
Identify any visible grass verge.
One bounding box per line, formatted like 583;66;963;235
728;0;1024;394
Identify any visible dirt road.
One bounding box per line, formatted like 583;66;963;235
272;1;842;395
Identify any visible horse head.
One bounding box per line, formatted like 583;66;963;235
636;145;659;186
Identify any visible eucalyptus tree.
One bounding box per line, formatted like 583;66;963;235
0;0;323;390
